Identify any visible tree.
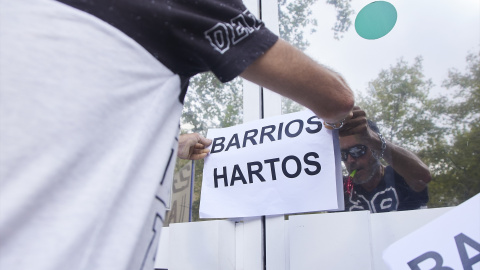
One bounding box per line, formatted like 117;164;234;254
356;56;446;152
427;124;480;207
278;0;318;51
278;0;320;114
325;0;354;40
443;52;480;126
356;52;480;208
181;76;243;135
426;51;480;207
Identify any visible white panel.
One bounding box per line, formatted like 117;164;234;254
235;222;245;270
243;79;262;123
284;220;291;270
266;215;287;270
288;211;373;270
263;89;282;118
219;221;237;270
168;220;236;270
260;0;280;35
240;217;265;270
154;227;170;269
370;207;453;270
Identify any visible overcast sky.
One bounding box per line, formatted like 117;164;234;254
304;0;480;98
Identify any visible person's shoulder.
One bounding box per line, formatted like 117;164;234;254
388;166;404;181
390;166;424;193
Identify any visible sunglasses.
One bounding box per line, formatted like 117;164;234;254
341;144;367;161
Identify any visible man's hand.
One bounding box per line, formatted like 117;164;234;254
338;106;377;143
177;133;212;160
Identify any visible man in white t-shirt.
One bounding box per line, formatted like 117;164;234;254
0;0;354;269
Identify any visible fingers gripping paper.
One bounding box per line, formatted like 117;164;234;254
200;110;344;219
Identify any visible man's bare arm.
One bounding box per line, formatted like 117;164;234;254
380;142;431;192
240;39;354;123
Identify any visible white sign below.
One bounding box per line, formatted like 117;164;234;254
199;110;344;219
383;193;480;270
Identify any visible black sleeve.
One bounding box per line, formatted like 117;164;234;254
56;0;279;82
394;170;429;211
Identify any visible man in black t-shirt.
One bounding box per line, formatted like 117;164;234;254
339;107;431;213
1;0;356;269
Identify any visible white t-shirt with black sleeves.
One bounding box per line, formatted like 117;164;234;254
0;0;278;269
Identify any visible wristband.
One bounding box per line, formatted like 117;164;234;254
323;119;345;130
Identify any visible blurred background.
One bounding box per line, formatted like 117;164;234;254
166;0;480;225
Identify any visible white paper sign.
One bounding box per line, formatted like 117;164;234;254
383;193;480;270
199;110;344;219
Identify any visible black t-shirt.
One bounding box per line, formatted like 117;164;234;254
57;0;279;101
0;2;279;268
344;166;429;213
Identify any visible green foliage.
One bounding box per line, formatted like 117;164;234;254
357;57;446;151
358;52;480;208
278;0;318;50
325;0;354;40
427;51;480;207
176;2;480;221
278;0;318;113
181;74;243;135
442;51;480;126
428;124;480;207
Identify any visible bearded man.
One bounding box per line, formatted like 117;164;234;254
339;107;431;212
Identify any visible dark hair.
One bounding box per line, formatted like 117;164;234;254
367;119;380;133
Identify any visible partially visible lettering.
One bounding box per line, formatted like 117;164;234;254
205;10;263;54
407;233;480;270
407;251;453;270
455;233;480;270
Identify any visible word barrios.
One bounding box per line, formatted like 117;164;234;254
211;116;322;154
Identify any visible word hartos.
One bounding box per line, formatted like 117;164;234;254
210;116;326;188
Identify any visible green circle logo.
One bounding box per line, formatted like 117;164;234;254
355;1;397;40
